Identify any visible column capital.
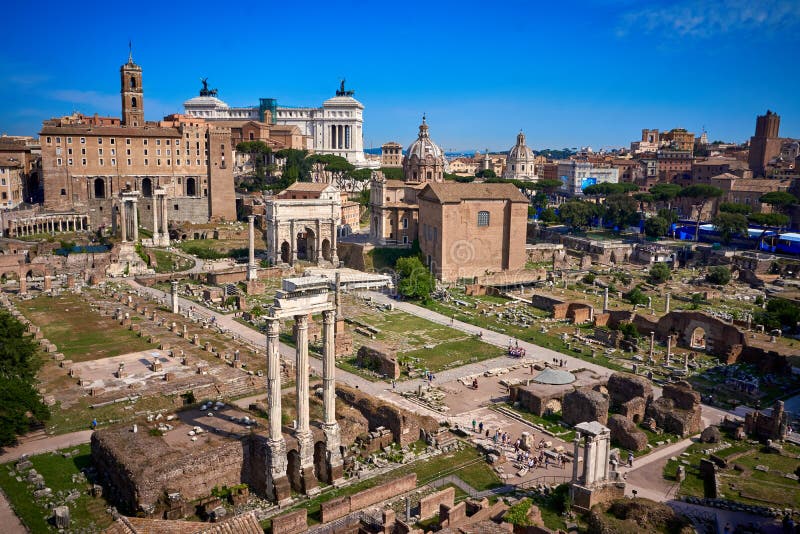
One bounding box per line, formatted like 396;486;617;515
295;314;308;328
267;317;280;336
322;309;335;324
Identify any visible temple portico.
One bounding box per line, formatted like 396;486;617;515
119;190;140;243
264;276;343;503
151;188;170;247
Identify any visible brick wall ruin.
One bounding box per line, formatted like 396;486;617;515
321;473;417;522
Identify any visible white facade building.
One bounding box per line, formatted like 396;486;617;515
557;161;619;196
183;81;377;169
503;131;538;181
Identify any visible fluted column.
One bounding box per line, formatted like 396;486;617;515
265;317;290;503
322;310;336;426
131;198;139;242
295;314;310;436
584;435;596;486
247;215;257;281
572;436;581;482
170;281;179;314
152;196;159;244
120;203;127;242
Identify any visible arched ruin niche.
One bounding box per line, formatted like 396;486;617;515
314;441;330;484
286;449;302;492
690;326;706;349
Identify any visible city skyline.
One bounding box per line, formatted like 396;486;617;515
2;0;799;151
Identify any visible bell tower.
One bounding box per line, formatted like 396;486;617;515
120;49;144;127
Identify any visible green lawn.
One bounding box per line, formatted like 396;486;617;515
0;444;112;532
16;294;155;362
149;249;194;273
399;337;502;374
496;404;575;442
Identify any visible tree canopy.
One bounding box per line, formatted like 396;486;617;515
759;191;798;212
603;194;640;229
649;183;682;203
583;182;638;197
0;311;49;446
644;216;669;238
679;184;724;240
395;257;436;303
532;179;564;194
558;200;598;231
748;212;790;227
649;262;671;284
706;266;731;285
719;202;752;215
475;169;497;179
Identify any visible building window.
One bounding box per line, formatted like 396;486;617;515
67;137;72;144
98;149;103;155
56;147;62;155
98;138;103;144
144;149;148;156
99;159;104;166
57;158;62;166
111;159;116;166
127;159;131;165
111;149;116;156
176;159;181;165
55;137;61;143
60;188;66;195
156;149;161;156
68;148;72;155
478;211;490;227
110;138;115;145
68;158;73;166
156;139;161;146
403;235;408;244
82;158;86;166
144;158;148;165
126;149;131;156
46;137;51;144
402;218;408;229
80;137;85;144
143;139;148;145
126;138;131;145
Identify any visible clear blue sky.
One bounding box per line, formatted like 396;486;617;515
2;0;798;152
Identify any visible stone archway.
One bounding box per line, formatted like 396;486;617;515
313;441;331;484
296;228;316;261
286;449;302;493
186;177;197;197
280;241;291;264
141;177;152;198
690;326;706;349
94;178;106;199
321;238;331;262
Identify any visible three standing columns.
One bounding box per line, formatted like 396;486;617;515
264;309;343;503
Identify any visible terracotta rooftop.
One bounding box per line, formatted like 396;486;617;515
419;182;528;203
104;511;262;534
282;182;333;192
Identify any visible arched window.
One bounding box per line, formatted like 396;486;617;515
186;177;196;196
131;97;137;109
94;178;105;199
130;76;136;89
477;211;490;227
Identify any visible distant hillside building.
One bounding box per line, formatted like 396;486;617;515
749;110;782;177
381;142;403;167
557;161;619;195
503;131;537;181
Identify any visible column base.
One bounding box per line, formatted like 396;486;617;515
266;438;290;504
271;475;292;505
300;465;319;495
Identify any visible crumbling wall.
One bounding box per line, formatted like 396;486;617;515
562;388;608;426
356;342;400;380
646;381;702;437
607;414;648;451
321;473;417;522
336;385;439;446
607;373;653;410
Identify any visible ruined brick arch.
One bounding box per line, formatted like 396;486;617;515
0;270;20;282
24;266;47;280
654;311;745;358
313;441;330;484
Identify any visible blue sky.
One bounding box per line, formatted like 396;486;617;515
2;0;799;151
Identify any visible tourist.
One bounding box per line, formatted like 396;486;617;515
628;451;634;467
91;418;97;430
485;429;490;438
472;419;477;433
478;421;484;433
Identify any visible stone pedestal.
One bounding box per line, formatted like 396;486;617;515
266;439;292;505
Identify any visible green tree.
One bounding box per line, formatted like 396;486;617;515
755;298;800;333
236;141;272;189
603;194;640;229
454;175;475;183
0;311;49;446
558;200;598;231
532;179;564;194
657;208;679;224
759;191;798;213
538;207;558;223
706;266;731;285
475;168;497;179
624;286;648;305
395;257;436;303
748;212;790;227
274;148;311;186
649;262;671;284
583;182;639;197
644;216;669;238
712;212;748;244
719;202;751;215
650;183;682;211
679;184;724;241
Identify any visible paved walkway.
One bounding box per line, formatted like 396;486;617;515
0;489;26;534
616;438;693;501
0;430;94;464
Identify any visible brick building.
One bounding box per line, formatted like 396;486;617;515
417;182;528;281
657;149;693;182
380;142;403;167
39;54;236;229
0;156;24;209
749;110;782;177
691;157;752;182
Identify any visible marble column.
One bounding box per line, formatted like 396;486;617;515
152;196;159;243
572;436;581;482
603;287;609;312
265;318;290;503
247;215;257;281
294;314;318;494
584;435;595;485
666;336;672;365
120;203;128;242
665;293;671;314
322;309;343;482
131;199;139;242
170;281;179;314
649;331;655;362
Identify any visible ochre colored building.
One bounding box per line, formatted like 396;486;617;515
417;182;528;281
40;54;236;228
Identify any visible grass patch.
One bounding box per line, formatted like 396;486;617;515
16;294;155;362
498;405;575;441
0;444;112;532
149;249;195;273
399;337;502;374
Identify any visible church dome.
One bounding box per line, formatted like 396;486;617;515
405;116;444;161
504;130;537;180
403;116;446;183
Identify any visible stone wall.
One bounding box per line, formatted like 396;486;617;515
272;509;307;534
562;388;608;426
607;414;648;451
356;342;400;380
336;385;439;446
419;487;455;520
607;373;653;410
321;473;417;523
646;381;702;437
510;385;563;417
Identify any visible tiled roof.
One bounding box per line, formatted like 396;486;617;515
419;182;528;203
